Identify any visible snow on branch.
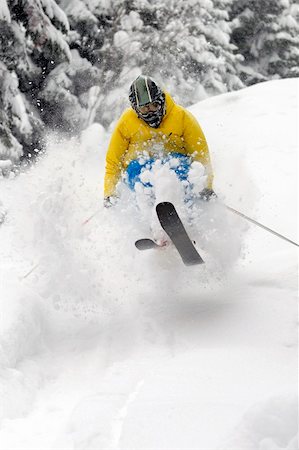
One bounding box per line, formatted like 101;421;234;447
0;0;11;22
24;0;71;61
40;0;70;32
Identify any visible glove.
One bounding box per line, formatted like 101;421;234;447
199;188;217;201
103;196;117;208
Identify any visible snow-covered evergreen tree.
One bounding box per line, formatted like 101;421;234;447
0;0;71;163
62;0;244;125
136;0;244;101
268;0;299;78
0;61;23;163
39;49;101;132
230;0;299;84
0;4;43;165
0;0;104;162
1;0;298;165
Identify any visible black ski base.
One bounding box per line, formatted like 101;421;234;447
135;202;204;266
156;202;204;266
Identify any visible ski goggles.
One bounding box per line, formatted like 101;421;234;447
137;101;161;115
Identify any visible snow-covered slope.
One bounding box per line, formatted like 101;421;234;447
0;79;298;450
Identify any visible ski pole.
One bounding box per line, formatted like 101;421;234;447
81;209;100;226
22;209;100;279
225;204;299;247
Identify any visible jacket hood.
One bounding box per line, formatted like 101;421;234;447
164;91;175;118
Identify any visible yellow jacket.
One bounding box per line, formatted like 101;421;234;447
104;92;213;197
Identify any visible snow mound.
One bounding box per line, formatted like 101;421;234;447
0;79;297;449
222;395;298;450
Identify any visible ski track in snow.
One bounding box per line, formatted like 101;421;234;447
0;79;298;450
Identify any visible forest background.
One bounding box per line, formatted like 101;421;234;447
0;0;298;167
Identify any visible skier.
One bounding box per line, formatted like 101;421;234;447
104;75;216;207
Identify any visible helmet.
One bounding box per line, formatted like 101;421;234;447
129;75;165;128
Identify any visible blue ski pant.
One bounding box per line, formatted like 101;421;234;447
125;152;192;191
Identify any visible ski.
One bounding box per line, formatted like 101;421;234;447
135;238;160;250
156;202;204;266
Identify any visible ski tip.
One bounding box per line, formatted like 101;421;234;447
135;238;158;251
156;201;175;213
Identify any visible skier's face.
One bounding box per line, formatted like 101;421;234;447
134;93;166;128
138;101;161;115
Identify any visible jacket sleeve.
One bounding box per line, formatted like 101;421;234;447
182;110;213;189
104;120;129;198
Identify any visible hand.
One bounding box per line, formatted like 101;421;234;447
199;188;217;201
103;196;117;208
